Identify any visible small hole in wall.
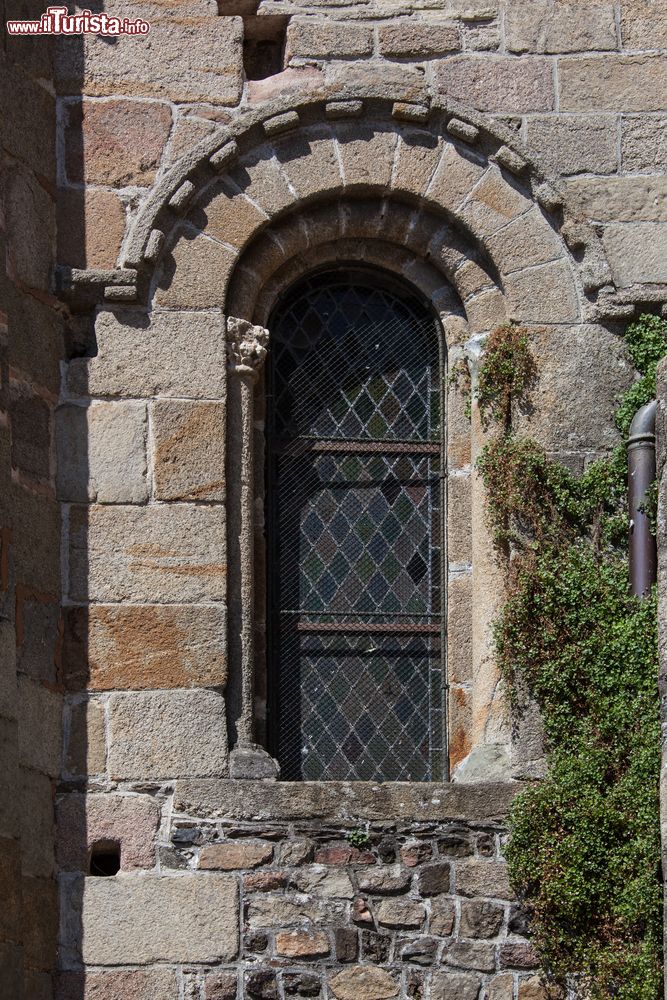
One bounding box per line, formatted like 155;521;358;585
243;15;288;81
89;841;121;876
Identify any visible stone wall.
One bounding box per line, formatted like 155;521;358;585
1;4;65;999
3;2;667;999
56;782;543;1000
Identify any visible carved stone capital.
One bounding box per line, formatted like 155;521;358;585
226;317;269;380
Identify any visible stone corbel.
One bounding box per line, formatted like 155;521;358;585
225;318;279;780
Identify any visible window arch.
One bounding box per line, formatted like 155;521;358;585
266;267;446;781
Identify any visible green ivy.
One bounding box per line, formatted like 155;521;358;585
476;317;665;999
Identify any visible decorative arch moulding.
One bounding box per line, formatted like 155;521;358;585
52;79;635;323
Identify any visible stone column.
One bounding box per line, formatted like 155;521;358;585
226;317;279;779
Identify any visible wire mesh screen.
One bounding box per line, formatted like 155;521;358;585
267;269;445;781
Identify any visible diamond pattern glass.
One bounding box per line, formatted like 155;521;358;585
267;270;445;782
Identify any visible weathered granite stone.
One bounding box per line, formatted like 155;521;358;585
61;873;238;965
329;966;400;1000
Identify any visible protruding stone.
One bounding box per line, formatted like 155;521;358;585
144;228;165;263
447;118;480;144
493;145;527;175
263;111;300;136
169;179;196;212
326;100;364;119
229;746;280;780
210;139;239;171
392;102;430;124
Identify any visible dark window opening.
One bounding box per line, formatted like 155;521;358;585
243;15;288;81
89;841;121;876
266;268;446;782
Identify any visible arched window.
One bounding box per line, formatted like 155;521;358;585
266;268;445;781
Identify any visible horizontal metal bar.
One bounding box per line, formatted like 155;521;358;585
273;438;441;456
277;610;440;618
294;621;442;634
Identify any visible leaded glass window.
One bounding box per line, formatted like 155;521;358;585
267;268;445;781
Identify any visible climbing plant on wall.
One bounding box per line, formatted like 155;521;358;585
476;318;666;1000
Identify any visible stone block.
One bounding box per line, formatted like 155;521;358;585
393;131;444;200
426;142;486;215
337;124;399;191
16;596;60;686
56;17;243;104
517;976;553;1000
378;20;460;56
64;697;106;777
446;940;496;972
18;676;61;777
57;188;126;269
603;223;667;286
195;181;268;251
286;17;373;59
152;400;225;502
4;164;54;290
61;872;239;965
525;114;617;176
505;1;616;53
486;206;564;273
460;165;531;238
21;767;54;878
460;899;504;938
448;684;473;771
487;974;514;1000
621;0;667;48
434;56;554;113
294;867;355;899
329;966;399;1000
67;310;227;401
0;65;56;179
375;898;425;929
448;573;472;684
200;839;273;870
430;896;456;936
417;862;451;896
245;969;277;998
324;60;428;103
448;475;472;564
22;875;58;971
68;504;227;603
401;936;438;965
9;384;51;479
57;969;179;1000
57;792;160;872
499;942;539;968
156;229;237;309
0;838;22;942
64;98;172;186
9;486;61;593
63;604;228;691
276;929;330;959
356;866;411;894
275;127;344;201
431;972;483;1000
247;892;347;928
244;871;288;892
335;927;358;962
455;859;513;899
622;115;667;172
504;260;579;324
204;972;238;1000
56;402;148;503
565;176;667;223
559;55;667;112
230;145;295;216
108;689;228;779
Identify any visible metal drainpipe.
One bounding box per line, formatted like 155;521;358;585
628;399;658;598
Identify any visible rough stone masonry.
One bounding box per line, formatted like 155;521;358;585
3;1;667;999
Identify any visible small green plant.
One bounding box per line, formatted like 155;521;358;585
476;324;537;430
346;828;371;850
475;316;665;1000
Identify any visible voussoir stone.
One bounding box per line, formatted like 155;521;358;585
108;689;228;779
68;504;226;604
329;966;400;1000
67;310;227;400
62;873;238;965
